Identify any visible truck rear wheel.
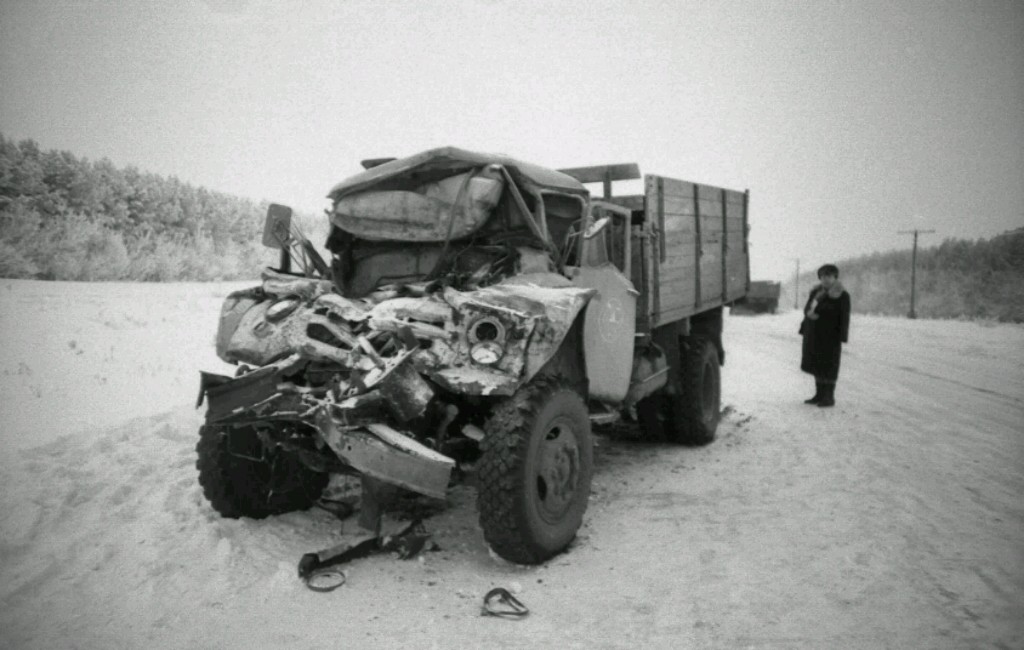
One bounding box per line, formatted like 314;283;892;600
476;378;593;564
670;336;720;445
196;424;328;519
637;336;720;445
636;392;672;440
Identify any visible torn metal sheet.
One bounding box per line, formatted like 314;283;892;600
215;289;263;361
199;355;305;422
316;411;454;499
218;290;369;367
326;391;387;427
316;292;371;322
369;316;448;342
367;296;452;327
378;359;434;421
260;271;335;301
431;366;519;397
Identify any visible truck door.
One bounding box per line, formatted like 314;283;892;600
572;202;638;403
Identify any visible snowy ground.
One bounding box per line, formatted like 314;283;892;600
1;280;1022;649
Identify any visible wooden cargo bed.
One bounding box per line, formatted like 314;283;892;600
605;175;749;332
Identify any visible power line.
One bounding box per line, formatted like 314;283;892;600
896;229;936;319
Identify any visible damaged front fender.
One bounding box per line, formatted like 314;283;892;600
445;279;595;387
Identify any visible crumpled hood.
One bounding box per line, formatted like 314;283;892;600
216;271;594;396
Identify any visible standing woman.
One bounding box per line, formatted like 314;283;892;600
800;264;851;407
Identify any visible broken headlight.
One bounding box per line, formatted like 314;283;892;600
470;341;503;365
468;316;505;365
265;296;301;322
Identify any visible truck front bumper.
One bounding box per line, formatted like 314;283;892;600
196;355;454;500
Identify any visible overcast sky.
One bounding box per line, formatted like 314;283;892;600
1;0;1021;280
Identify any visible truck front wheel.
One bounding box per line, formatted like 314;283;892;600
476;378;593;564
196;424;328;519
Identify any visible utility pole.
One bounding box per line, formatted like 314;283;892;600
793;258;800;309
897;229;935;319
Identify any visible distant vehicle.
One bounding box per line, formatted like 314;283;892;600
195;147;750;564
732;280;781;314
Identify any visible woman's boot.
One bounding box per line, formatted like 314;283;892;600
804;382;823;404
817;383;835;407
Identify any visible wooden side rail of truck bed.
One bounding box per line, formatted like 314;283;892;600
561;164;750;333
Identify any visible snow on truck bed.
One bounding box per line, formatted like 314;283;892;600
1;280;1022;649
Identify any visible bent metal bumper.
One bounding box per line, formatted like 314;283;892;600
197;354;454;499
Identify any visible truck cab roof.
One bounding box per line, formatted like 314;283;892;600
326;146;588;201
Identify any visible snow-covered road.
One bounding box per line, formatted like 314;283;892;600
1;280;1021;649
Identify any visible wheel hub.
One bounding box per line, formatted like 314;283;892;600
535;417;580;523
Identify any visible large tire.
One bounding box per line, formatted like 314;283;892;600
196;424;328;519
637;336;720;445
670;336;720;445
476;378;593;564
636;392;671;440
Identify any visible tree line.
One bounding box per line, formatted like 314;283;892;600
0;134;325;281
780;227;1024;322
4;135;1022;322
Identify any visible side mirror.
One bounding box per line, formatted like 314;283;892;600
263;204;293;249
583;217;610;240
263;204;293;273
580;217;611;267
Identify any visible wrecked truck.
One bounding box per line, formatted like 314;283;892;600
195;147;750;564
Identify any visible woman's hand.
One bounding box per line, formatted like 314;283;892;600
806;297;821;320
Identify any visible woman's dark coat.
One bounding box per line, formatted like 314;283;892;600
799;283;851;381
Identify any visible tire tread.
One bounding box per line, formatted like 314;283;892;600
476;377;590;564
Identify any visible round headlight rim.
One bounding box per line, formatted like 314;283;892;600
468;316;506;344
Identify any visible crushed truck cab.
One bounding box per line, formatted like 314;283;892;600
195;147;750;564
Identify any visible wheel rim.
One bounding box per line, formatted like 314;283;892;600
533;415;581;524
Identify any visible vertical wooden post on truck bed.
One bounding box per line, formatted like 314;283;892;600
647;176;662;319
743;190;750;293
721;188;728;303
693;185;702;309
657;177;666;263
